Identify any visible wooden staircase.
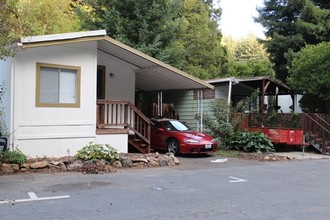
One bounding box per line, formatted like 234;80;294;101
302;113;330;155
97;100;151;153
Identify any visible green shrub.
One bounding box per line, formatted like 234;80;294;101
226;131;275;153
75;142;118;162
0;149;28;165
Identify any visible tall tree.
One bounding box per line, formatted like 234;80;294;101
0;0;82;59
222;35;274;77
78;0;227;79
0;0;19;59
79;0;181;58
255;0;330;82
15;0;81;36
287;42;330;113
173;0;226;79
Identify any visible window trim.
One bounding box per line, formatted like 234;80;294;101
36;62;81;108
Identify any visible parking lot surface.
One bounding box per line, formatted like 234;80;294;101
0;154;329;220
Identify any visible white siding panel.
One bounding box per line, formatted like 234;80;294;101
12;42;98;155
0;58;12;134
95;134;127;153
98;50;135;104
16;137;95;158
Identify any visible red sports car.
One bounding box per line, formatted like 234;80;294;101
150;118;217;155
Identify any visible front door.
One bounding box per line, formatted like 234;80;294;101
97;66;106;99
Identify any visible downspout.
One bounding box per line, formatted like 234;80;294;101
200;90;203;132
9;58;16;150
260;80;265;113
228;79;232;105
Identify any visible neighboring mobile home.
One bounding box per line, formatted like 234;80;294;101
163;76;302;131
0;30;213;157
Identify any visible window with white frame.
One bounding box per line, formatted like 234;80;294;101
36;63;81;107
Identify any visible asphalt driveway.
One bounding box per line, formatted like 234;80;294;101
0;154;329;220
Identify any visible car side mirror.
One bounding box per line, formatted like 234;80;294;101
157;128;165;132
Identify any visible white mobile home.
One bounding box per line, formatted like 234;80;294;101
0;30;213;157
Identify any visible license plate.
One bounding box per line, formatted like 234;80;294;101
205;144;212;149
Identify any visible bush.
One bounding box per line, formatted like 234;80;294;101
75;142;118;162
226;131;275;153
202;100;235;148
0;149;28;165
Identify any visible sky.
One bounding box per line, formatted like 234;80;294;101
219;0;265;39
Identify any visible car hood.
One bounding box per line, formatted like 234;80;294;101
178;131;213;140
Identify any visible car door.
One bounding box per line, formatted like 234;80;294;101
151;121;166;150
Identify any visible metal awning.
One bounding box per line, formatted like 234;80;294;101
207;76;293;112
207;76;292;95
21;30;213;92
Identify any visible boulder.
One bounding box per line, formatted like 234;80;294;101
30;161;49;169
67;160;83;171
159;156;169;166
1;164;19;173
120;157;132;168
112;160;122;168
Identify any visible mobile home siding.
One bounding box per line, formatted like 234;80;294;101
164;90;214;131
12;42;98;157
0;58;12;136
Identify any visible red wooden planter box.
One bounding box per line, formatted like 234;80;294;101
249;128;304;145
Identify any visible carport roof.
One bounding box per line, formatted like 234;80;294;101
20;30;213;91
207;76;292;95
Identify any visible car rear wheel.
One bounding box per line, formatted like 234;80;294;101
167;139;179;155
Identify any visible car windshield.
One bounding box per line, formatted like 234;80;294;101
163;120;191;131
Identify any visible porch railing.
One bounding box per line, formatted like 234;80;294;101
245;113;329;154
302;113;330;154
96;100;151;148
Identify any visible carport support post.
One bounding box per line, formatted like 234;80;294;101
228;79;232;105
158;91;163;117
199;90;203;132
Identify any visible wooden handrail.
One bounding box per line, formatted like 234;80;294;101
303;113;330;154
303;113;330;135
96;100;151;146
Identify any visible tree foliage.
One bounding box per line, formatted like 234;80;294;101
222;35;274;77
15;0;81;36
78;0;227;79
287;42;330;113
256;0;330;82
0;0;82;59
0;0;20;59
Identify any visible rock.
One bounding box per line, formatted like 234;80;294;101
131;156;149;164
1;164;20;173
112;160;122;168
20;163;31;170
30;161;49;169
68;160;83;171
170;155;180;165
159;156;169;166
20;168;30;172
50;161;63;166
58;161;67;171
149;160;159;167
120;157;132;168
166;152;174;157
167;155;176;166
264;156;270;160
95;160;107;166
